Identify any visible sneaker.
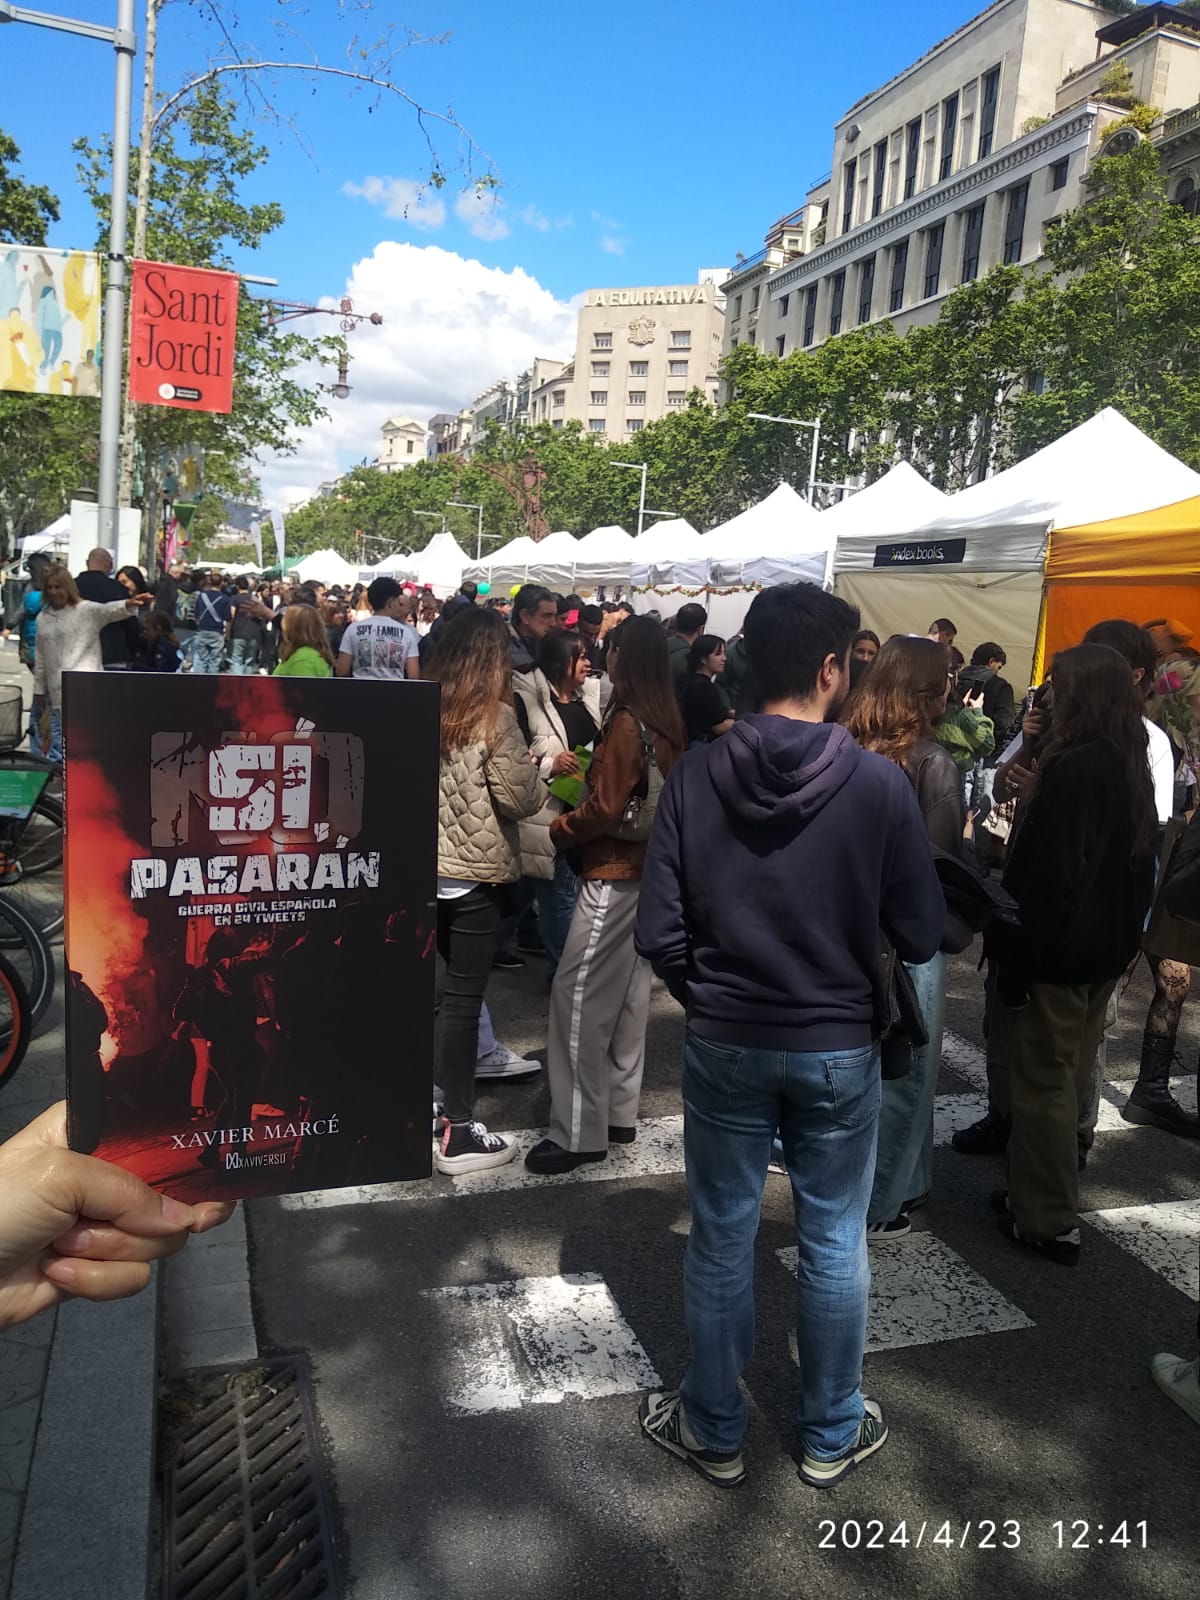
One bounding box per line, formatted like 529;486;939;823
638;1390;746;1488
766;1138;787;1176
996;1212;1080;1266
435;1120;517;1175
491;953;525;972
951;1107;1010;1154
1150;1353;1200;1426
524;1138;606;1174
475;1045;541;1081
867;1213;911;1241
431;1097;445;1136
799;1399;888;1488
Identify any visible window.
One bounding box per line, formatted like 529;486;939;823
591;361;609;377
1049;156;1069;192
923;222;944;298
778;294;789;318
628;418;644;432
979;65;1000;159
1174;175;1200;217
667;390;686;406
904;118;921;199
858;255;875;324
629;360;648;376
872;141;888;217
593;332;612;349
1003;181;1028;264
627;390;646;405
734;294;743;318
829;270;845;335
406;439;414;455
552;419;563;429
785;235;800;248
668;360;688;376
842;156;857;232
751;285;761;310
588;418;605;432
889;239;909;312
776;336;786;357
940;93;958;180
960;202;984;283
552;390;565;406
802;284;817;346
671;330;691;347
590;390;607;405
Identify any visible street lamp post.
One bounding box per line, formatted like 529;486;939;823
747;411;822;505
414;510;447;535
0;0;137;552
611;461;647;537
446;500;484;561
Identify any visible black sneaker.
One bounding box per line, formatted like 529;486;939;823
996;1212;1080;1266
524;1139;606;1174
866;1212;911;1241
491;953;525;972
799;1399;888;1487
638;1390;746;1487
951;1107;1010;1154
435;1120;517;1175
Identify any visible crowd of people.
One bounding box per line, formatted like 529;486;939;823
2;550;1198;1484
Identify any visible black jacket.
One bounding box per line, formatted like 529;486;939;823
903;738;965;857
76;570;140;664
988;739;1155;984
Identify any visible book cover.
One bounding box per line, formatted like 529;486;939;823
63;672;438;1202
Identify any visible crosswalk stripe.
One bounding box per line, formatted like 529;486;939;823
1081;1198;1200;1301
421;1272;660;1414
776;1235;1035;1353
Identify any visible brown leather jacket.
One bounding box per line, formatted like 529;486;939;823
549;706;682;880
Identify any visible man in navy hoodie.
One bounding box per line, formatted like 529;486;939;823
635;582;943;1490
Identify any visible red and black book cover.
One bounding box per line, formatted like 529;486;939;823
62;672;438;1202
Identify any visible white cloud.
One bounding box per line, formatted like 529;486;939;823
600;234;626;256
455;186;510;241
342;176;447;231
256;242;577;510
519;203;550;231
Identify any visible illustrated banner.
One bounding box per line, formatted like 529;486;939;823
128;259;238;412
0;246;102;396
63;673;440;1202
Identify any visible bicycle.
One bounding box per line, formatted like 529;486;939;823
0;685;65;950
0;947;32;1089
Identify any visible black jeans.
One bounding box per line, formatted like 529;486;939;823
436;886;501;1122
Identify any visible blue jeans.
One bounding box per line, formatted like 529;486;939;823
191;630;225;673
867;951;947;1225
30;707;62;764
678;1031;881;1461
226;637;259;675
532;854;579;979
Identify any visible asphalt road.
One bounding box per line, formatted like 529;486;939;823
249;947;1200;1600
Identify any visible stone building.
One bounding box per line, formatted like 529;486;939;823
376;417;427;473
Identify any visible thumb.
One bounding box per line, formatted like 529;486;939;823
35;1150;197;1239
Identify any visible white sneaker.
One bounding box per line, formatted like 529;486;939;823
475;1044;540;1081
1151;1353;1200;1425
436;1119;518;1175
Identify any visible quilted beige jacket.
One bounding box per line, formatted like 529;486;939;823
438;702;543;884
513;671;602;881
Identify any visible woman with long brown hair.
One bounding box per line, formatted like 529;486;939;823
842;633;963;1239
273;604;335;677
984;642;1156;1264
426;608;543;1174
527;616;685;1173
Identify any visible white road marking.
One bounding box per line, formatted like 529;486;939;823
1082;1198;1200;1301
941;1030;989;1092
422;1272;660;1414
777;1234;1034;1353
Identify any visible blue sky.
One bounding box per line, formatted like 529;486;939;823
1;0;977;501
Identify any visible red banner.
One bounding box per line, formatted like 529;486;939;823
128;260;238;413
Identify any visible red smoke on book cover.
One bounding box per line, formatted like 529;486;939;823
66;673;436;1202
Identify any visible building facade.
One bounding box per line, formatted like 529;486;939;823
377;416;427;473
528;276;726;439
720;0;1200;365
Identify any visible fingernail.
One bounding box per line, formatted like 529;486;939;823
159;1193;195;1227
43;1258;77;1286
55;1227;92;1254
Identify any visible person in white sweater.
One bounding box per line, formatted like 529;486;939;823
32;565;151;757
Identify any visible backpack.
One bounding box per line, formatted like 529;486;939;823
609;715;665;843
176;589;198;628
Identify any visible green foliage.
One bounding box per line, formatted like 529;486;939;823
1106;102;1159;134
0;130;59;246
1021;115;1051;133
1097;59;1136;106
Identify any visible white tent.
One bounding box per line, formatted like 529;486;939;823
369;551;418;580
572;524;635;590
523;530;580;594
822;462;950;543
413;530;469;597
464;535;537;589
834;408;1200;676
630;519;705;612
291;548;361;588
18;512;69;554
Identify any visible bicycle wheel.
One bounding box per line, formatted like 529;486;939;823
0;793;65;943
0;948;32;1089
0;898;54;1028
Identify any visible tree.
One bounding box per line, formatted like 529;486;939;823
0;130;97;555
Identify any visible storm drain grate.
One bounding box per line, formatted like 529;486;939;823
160;1355;341;1600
